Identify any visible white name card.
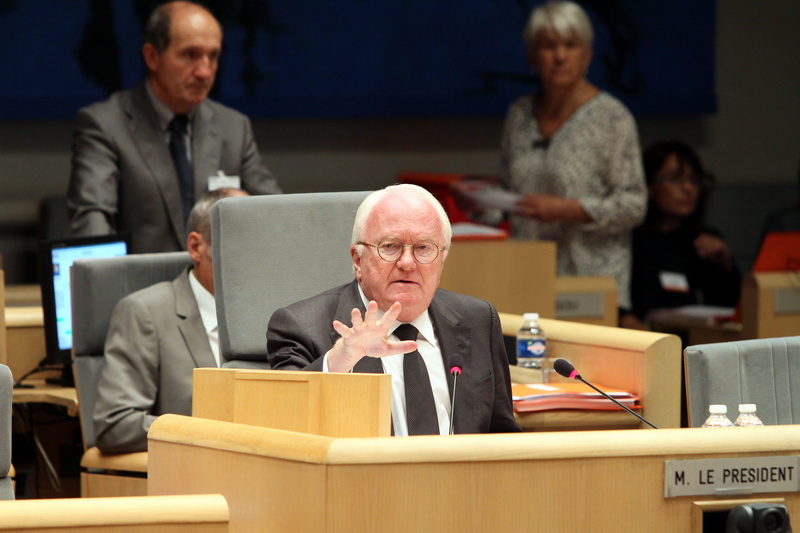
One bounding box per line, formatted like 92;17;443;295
555;292;605;318
774;288;800;314
664;456;800;498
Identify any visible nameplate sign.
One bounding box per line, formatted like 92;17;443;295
774;288;800;314
555;292;605;318
664;456;800;498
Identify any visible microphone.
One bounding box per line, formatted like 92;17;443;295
448;355;464;435
553;359;658;429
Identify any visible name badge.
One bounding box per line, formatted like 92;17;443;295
209;171;241;191
665;456;800;497
659;271;690;293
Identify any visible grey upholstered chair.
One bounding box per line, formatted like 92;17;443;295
71;251;192;496
684;336;800;427
0;364;14;500
211;191;372;368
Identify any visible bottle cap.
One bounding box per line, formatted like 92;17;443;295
738;403;757;413
523;312;539;321
708;404;727;414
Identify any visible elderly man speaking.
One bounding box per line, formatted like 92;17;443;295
267;184;521;437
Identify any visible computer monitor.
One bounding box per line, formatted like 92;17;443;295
38;234;130;385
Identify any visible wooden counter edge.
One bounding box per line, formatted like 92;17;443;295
0;493;228;528
149;415;800;465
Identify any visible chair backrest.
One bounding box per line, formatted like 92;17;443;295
0;270;7;372
212;191;372;367
0;364;13;500
71;252;192;449
684;336;800;427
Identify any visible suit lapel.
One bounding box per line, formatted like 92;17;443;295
191;101;221;199
173;270;217;368
125;83;186;240
428;292;471;433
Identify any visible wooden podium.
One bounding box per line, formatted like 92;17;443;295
149;417;800;533
192;369;392;438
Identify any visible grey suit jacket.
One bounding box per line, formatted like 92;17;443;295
67;81;281;253
267;281;522;434
94;268;217;453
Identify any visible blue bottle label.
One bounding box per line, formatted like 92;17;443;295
517;338;546;358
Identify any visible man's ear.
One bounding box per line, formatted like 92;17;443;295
351;245;362;281
142;43;159;72
187;231;203;262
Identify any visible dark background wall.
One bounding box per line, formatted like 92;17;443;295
0;0;798;284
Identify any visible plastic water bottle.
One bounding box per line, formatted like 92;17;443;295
516;313;547;374
701;404;734;428
735;404;764;427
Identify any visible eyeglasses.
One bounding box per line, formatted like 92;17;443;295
358;239;445;264
653;173;708;188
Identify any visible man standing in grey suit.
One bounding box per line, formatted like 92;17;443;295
268;184;522;436
94;188;246;453
67;1;281;254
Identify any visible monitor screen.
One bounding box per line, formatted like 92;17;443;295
39;234;130;369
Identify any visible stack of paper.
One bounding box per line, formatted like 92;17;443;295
512;382;640;413
450;222;508;240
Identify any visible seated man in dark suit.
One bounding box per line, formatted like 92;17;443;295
94;188;246;453
267;184;522;436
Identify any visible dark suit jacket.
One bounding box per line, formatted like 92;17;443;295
67;81;281;253
267;281;522;434
94;268;217;453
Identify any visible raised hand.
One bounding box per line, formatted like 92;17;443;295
327;301;417;372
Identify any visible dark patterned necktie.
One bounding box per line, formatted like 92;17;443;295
168;114;193;222
394;324;439;435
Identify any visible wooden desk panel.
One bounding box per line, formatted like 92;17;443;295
149;416;800;533
741;272;800;339
439;239;557;317
4;306;46;380
12;378;78;415
555;275;617;326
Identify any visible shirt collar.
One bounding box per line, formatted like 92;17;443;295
355;283;435;343
188;268;217;335
145;79;195;133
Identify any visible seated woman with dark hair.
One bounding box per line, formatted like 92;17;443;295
620;140;741;330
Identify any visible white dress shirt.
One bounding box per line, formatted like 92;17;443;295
324;284;451;436
188;269;220;367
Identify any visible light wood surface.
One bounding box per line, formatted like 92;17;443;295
3;284;40;307
439;239;557;317
79;447;148;498
500;313;682;429
741;271;800;339
4;306;46;380
0;493;228;532
80;447;148;472
149;414;800;533
11;378;78;415
554;275;617;326
193;368;392;437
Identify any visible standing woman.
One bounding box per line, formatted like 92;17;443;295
500;1;646;313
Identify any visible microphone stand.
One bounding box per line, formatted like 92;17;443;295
449;370;459;435
574;375;658;429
